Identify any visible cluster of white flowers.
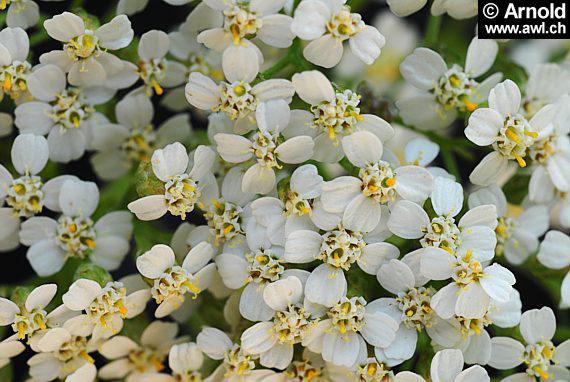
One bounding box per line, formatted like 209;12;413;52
0;0;569;381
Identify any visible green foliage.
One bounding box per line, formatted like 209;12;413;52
73;263;113;286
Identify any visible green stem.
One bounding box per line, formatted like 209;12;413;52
424;14;442;47
441;147;461;181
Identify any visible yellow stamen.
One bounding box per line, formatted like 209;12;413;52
462;98;478;112
514;154;527;168
385;177;396;187
3;74;12;92
35;315;46;330
470;322;481;335
223;225;234;235
85;239;97;249
17;322;26;340
0;0;7;10
524;130;538;138
151;79;163;96
80;351;95;364
339;320;347;334
68;223;77;233
535;367;549;380
506;128;521;143
367;363;377;376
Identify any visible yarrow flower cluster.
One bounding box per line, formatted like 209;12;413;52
0;1;569;381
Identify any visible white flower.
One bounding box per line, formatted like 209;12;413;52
0;338;25;370
304;293;398;368
216;239;294;322
291;0;385;68
136;29;188;96
334;12;419;93
469;185;549;264
398;37;500;130
41;12;134;87
0;284;57;342
488;307;570;381
185;47;294;132
425;289;522;366
197;327;270;381
527;94;570;202
318;130;433;233
522;63;570;119
388;177;498;260
431;0;478;19
213;104;315;195
203;166;254;246
1;0;44;29
135;243;216;318
62;278;149;339
98;320;183;380
127;142;217;221
327;358;395;382
420;248;515;319
0;134;54;252
394;349;490;382
284;224;398;307
20;178;133;276
465;79;556;186
0;27;32;101
196;0;294;63
240;276;320;370
386;0;427;17
375;258;436;366
90;94;191;181
537;231;570;309
14;65;108;163
29;315;98;382
291;70;394;163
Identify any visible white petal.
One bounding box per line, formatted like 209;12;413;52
26;284;57;311
488;80;521;117
469;151;509;186
358;242;399;275
342;193;382;233
342;130;383;167
263;276;303;311
258;14;294;48
96;15;134;50
349;25;385;65
26;240;67;277
152;142;188;181
62;279;102;311
275;136;314;164
127;195;168;221
185;72;221;110
291;70;334;105
465;37;498;78
290;0;330;40
138;30;169;61
136;244;176;279
387;200;429;239
488;337;525;369
305;264;346;307
44;12;85;42
241;321;277;354
361;311;398;347
455;283;490;319
431;283;460;319
394;165;433;204
377;259;415;294
430;349;464;382
242;163;276;195
222;44;259;83
320;176;361;213
465;108;503;146
240;283;274;322
519;307;556;345
400;48;447;91
284;229;321;263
